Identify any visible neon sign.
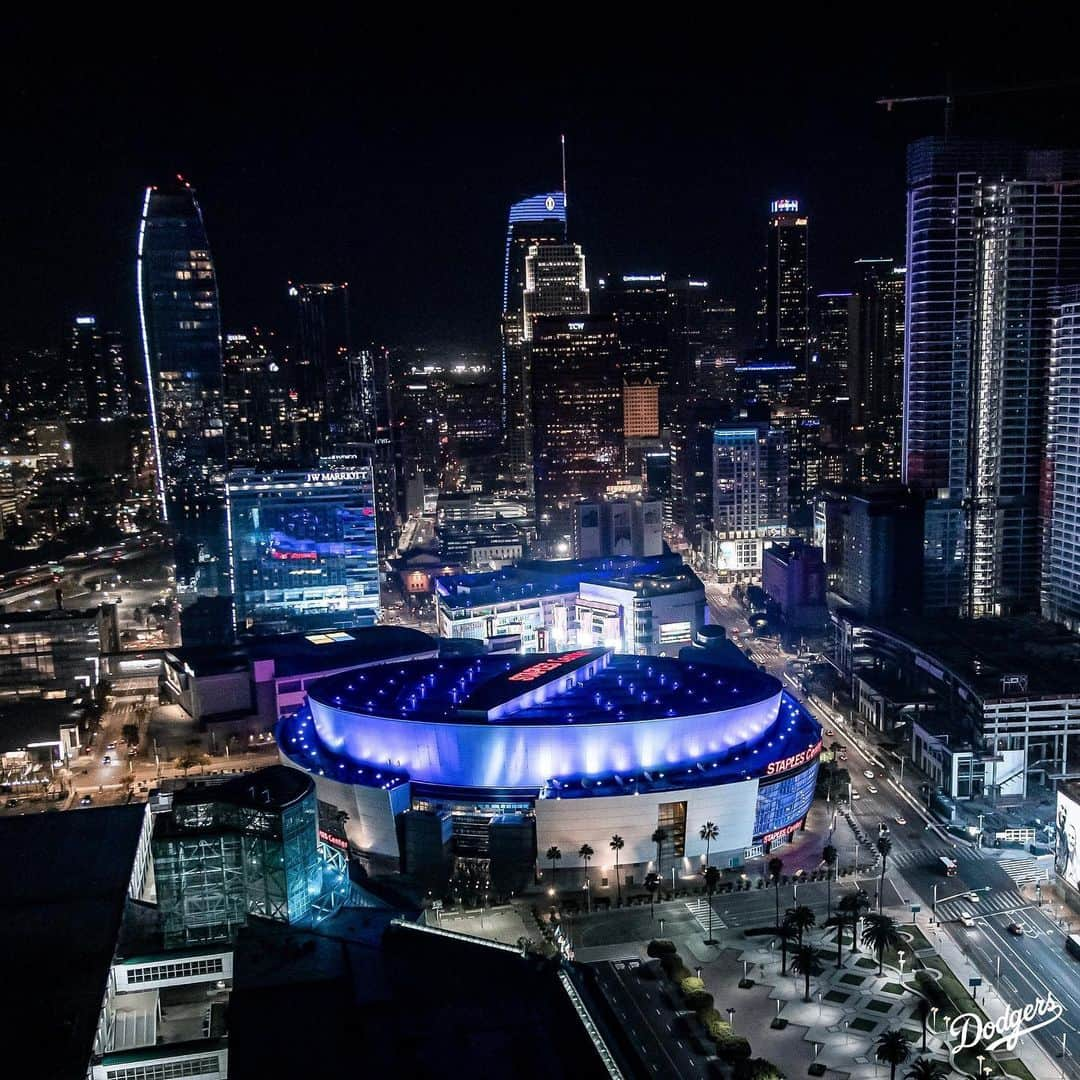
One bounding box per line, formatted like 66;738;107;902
765;740;822;777
771;198;799;213
950;992;1063;1052
508;651;592;683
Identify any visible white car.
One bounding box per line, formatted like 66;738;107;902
895;816;907;826
863;770;875;780
960;914;976;928
868;785;878;794
966;892;980;903
851;791;861;800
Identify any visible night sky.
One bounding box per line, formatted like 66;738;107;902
3;22;1078;355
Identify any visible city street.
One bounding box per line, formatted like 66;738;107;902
706;580;1080;1075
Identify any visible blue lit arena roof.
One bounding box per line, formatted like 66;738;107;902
277;649;821;796
305;648;780;726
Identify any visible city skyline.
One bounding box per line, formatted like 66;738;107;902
5;32;1080;354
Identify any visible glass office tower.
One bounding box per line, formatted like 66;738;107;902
501;192;566;480
137;180;227;590
227;467;380;635
903;138;1080;615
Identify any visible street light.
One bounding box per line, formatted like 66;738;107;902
727;1007;735;1032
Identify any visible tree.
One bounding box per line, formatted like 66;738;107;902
174;751;209;777
786;904;816;947
862;912;902;975
545;845;562;888
790;942;821;1002
122;722;139;746
699;821;719;867
579;843;594;911
904;1057;947;1080
644;871;661;917
776;915;796;977
822;843;838;917
652;826;667;880
703;865;720;944
840;888;870;958
875;1029;911;1080
912;996;932;1053
610;834;625;906
877;834;893;912
767;856;784;927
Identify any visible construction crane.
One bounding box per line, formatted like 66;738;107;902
876;80;1080;138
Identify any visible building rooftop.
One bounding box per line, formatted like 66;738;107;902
847;612;1080;701
305;649;781;727
170;764;313;813
166;625;436;678
436;553;684;610
0;804;147;1079
579;566;703;598
0;699;84;751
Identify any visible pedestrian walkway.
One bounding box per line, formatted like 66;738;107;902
997;856;1053;887
934;886;1028;923
685;897;726;932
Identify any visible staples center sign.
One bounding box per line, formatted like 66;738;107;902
508;651;592;683
950;992;1063;1052
765;739;822;778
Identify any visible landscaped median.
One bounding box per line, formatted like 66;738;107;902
647;940;784;1079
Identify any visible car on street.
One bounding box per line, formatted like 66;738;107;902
895;816;907;825
825;729;834;737
79;795;93;806
960;914;976;928
966;892;981;903
1007;922;1025;936
868;785;878;794
863;770;875;779
851;791;861;800
6;798;18;808
107;742;117;750
102;755;111;765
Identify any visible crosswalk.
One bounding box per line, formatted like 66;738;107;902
934;887;1029;923
685;897;727;932
885;846;983;871
997;857;1052;887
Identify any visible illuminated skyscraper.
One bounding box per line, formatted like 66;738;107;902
137;180;227;596
903;138;1080;615
500;193;566;480
521;242;589;338
763;199;809;361
227;467;380;635
530;316;622;547
67;316;129;421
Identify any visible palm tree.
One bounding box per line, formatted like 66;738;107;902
877;834;893;912
777;914;796;976
652;827;667;881
862;912;902;975
545;845;562;888
787;904;816;947
875;1029;911;1080
904;1057;947;1080
912;997;932;1053
822;843;838;918
791;942;821;1002
644;871;661;917
842;888;871;957
579;843;594;911
767;856;784;927
699;821;719;867
703;865;720;944
610;834;625;906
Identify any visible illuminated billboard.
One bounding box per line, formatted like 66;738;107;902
1056;784;1080;891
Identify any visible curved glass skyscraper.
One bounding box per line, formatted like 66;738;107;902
137;180;227;592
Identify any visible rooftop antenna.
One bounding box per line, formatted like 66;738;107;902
561;133;568;210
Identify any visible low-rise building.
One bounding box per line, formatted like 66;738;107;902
162;626;437;736
762;539;827;633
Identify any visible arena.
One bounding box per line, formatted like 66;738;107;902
277;647;821;879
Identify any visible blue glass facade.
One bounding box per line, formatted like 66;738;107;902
227;467;380;635
752;760;818;839
137;181;227;588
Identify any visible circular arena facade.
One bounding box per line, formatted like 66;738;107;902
278;647;821;876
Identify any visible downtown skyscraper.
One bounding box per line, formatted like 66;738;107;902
762;198;809;362
500;192;567;484
903;138;1080;616
137;180;228;595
